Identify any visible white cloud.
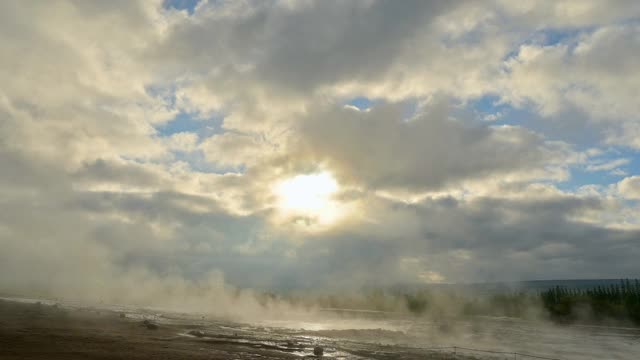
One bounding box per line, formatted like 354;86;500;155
164;132;199;152
585;158;630;172
200;132;280;168
498;23;640;147
0;0;639;296
618;176;640;200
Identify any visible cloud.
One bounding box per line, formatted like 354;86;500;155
618;176;640;200
496;0;640;27
200;132;278;168
293;99;573;191
0;0;639;302
498;23;640;147
585;158;630;172
266;190;640;287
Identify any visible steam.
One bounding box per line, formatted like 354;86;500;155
0;260;316;321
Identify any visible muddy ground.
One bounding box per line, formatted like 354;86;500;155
0;299;472;360
0;299;306;359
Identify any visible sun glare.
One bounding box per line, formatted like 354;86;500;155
275;172;342;224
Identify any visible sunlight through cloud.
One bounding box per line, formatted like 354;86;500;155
274;172;346;227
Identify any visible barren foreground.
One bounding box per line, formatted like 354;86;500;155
0;299;465;360
0;299;301;359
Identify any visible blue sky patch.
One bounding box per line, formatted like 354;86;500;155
559;168;621;192
163;0;200;15
346;96;376;111
534;28;585;47
154;111;241;174
559;148;639;191
503;28;589;62
469;95;510;122
156;112;223;140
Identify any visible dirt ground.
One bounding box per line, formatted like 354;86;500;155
0;299;472;360
0;299;301;360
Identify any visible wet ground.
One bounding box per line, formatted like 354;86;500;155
1;298;639;359
0;298;471;359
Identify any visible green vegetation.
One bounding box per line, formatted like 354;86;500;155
398;279;640;325
461;292;541;318
276;279;640;326
541;279;640;324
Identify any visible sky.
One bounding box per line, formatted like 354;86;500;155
1;1;640;300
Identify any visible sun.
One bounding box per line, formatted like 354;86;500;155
274;172;343;224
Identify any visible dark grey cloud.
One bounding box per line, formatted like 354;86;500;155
293;99;570;191
270;193;639;288
152;1;457;93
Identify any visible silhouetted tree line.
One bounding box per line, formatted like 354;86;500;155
403;290;542;319
275;280;640;326
541;279;640;324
